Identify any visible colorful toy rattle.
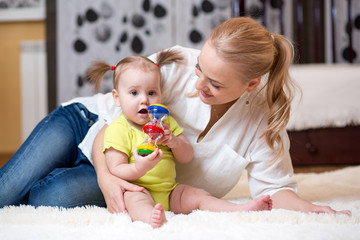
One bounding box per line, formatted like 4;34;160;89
137;104;170;156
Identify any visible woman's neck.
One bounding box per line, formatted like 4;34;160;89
197;99;237;142
211;100;237;121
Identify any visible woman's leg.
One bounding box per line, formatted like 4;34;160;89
169;184;272;214
28;162;105;207
0;103;103;207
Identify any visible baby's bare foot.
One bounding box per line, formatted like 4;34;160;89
150;203;167;228
240;195;272;212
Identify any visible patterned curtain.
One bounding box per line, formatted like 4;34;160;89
235;0;360;64
53;0;232;105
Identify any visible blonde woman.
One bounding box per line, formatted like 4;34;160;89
93;18;351;216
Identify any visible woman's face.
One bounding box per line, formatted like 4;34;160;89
195;41;258;106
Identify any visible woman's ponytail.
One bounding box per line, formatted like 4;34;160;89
263;33;295;158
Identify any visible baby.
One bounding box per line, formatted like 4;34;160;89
87;49;272;228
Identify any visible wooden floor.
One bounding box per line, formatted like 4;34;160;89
0;153;12;168
293;165;349;173
0;153;350;173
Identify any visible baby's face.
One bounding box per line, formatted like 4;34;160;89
113;66;162;129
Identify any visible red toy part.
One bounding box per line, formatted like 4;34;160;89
142;125;164;140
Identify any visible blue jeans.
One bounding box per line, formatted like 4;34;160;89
0;103;106;208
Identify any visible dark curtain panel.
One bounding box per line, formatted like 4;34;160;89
293;0;325;63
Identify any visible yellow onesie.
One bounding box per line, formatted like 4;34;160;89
103;114;184;210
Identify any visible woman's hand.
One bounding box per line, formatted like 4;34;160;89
97;169;144;213
92;124;144;213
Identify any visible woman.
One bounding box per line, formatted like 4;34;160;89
92;17;350;215
0;17;350;216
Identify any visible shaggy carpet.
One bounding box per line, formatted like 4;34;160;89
1;166;359;240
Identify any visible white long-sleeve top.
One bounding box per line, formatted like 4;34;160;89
63;45;297;199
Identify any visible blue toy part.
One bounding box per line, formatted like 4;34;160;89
148;104;169;121
137;104;170;156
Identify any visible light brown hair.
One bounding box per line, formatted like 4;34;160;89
209;17;295;159
86;49;184;91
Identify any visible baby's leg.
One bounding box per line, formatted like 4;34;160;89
124;190;167;228
169;184;272;214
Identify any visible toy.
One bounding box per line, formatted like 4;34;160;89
137;104;169;156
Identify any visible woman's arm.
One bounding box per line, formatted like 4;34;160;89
92;125;144;213
271;189;351;216
246;126;351;216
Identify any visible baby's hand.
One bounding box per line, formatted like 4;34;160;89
133;148;163;174
158;123;177;148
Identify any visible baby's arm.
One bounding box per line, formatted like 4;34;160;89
158;123;193;164
105;148;163;181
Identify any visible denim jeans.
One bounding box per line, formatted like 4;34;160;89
0;103;106;208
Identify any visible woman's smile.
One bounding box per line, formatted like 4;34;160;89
199;90;213;99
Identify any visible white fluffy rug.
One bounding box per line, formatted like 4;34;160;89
1;166;359;240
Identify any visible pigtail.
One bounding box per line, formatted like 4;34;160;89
86;49;183;92
262;33;295;158
156;49;184;67
86;61;113;92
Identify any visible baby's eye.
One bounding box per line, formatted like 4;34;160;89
149;91;156;96
130;90;137;96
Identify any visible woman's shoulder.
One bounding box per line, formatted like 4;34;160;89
61;92;114;115
171;45;200;66
171;45;200;57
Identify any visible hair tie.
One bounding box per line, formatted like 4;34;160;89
111;66;116;71
155;63;160;67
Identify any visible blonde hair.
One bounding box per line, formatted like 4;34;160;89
86;49;184;91
209;17;295;158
